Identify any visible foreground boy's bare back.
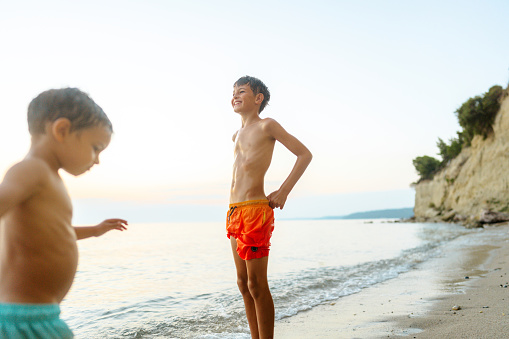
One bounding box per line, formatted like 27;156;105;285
227;76;312;339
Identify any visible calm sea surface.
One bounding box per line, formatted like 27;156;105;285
62;219;472;338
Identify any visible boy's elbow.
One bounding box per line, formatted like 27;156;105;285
302;150;312;164
306;150;313;162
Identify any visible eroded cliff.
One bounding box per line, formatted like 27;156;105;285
414;88;509;227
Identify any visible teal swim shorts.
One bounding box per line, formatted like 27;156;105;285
0;303;73;339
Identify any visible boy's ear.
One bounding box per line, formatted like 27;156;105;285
51;118;72;142
255;93;264;105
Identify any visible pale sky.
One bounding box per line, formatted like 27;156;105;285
1;1;508;222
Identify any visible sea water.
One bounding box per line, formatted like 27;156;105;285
62;219;472;338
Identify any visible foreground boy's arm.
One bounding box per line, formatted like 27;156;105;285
264;119;312;210
0;162;127;240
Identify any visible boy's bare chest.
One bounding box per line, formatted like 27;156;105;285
235;127;268;152
24;174;73;222
234;134;275;170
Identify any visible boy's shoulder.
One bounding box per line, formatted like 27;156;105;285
0;157;56;206
259;117;284;133
260;117;276;124
251;117;276;130
3;157;54;186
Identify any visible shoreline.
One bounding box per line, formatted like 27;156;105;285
274;224;509;338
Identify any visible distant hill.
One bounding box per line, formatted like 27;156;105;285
322;207;414;220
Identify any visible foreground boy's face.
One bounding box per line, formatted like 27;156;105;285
232;84;257;113
62;125;112;176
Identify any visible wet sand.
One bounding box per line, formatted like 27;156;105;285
274;224;509;338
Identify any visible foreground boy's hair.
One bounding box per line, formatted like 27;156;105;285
28;87;112;134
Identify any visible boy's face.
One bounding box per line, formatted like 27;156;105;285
61;124;112;176
232;84;260;114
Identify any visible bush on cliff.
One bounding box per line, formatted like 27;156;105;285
413;84;504;182
437;133;463;165
455;85;504;145
412;156;441;181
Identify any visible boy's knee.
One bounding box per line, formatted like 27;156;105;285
236;277;250;295
247;278;269;299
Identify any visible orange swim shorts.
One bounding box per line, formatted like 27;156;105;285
226;200;275;260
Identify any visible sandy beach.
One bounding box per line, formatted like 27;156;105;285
275;224;509;338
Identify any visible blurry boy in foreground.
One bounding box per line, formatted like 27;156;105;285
0;88;127;338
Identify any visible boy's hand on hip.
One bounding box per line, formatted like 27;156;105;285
267;190;287;210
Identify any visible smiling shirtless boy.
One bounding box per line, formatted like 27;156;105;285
0;88;127;338
227;76;312;339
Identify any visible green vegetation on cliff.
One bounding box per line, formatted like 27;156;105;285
412;156;441;180
413;85;504;182
456;85;504;145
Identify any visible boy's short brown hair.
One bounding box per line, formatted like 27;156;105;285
27;88;112;135
234;76;271;113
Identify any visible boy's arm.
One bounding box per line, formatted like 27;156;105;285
264;119;312;209
0;160;45;218
74;218;128;240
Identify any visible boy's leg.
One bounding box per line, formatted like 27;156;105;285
246;256;274;339
230;237;260;339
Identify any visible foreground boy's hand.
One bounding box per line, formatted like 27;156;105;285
74;219;128;240
96;219;128;236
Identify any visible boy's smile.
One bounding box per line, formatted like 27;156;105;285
232;84;259;113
